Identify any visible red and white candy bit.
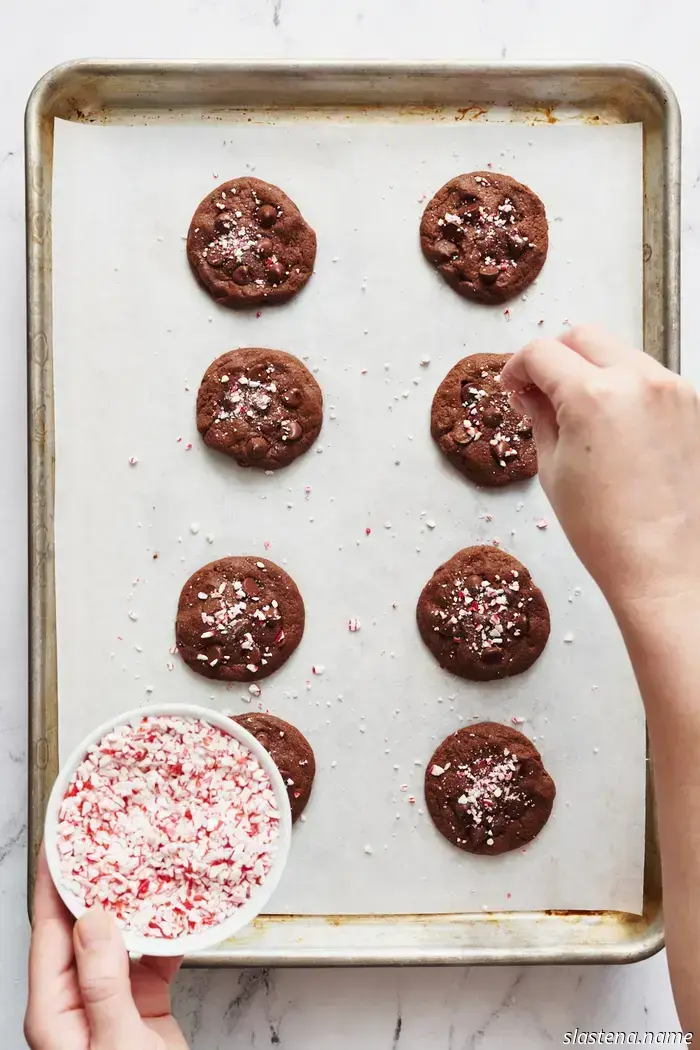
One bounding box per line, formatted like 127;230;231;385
348;618;361;632
57;715;279;939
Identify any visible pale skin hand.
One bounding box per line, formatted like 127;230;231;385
25;846;188;1050
502;326;700;1038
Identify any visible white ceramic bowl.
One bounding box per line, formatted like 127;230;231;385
44;703;292;956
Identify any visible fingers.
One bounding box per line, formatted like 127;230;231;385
130;955;183;1021
27;845;76;1018
73;907;142;1043
32;843;73;925
558;324;643;366
140;955;184;984
515;386;558;460
501;338;595;408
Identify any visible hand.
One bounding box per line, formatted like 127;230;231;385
500;326;700;616
25;845;188;1050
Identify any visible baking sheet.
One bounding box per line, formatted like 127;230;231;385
52;117;645;914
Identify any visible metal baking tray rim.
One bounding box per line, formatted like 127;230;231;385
25;59;678;966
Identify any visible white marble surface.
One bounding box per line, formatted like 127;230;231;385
2;1;697;1046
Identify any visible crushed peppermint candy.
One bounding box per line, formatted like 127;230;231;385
453;366;533;472
451;746;530;846
429;567;529;660
56;715;280;938
128;456;138;466
536;519;548;530
347;618;361;632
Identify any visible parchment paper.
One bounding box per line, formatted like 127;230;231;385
52;117;645;914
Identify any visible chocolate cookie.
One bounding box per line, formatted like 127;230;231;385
416;546;550;681
187;177;317;308
431;353;537;487
176;557;304;682
420;172;548;304
233;713;315;822
197;348;323;470
425;722;555;854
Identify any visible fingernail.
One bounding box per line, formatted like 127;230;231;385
76;906;113;948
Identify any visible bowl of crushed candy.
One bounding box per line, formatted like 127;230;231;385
44;704;292;956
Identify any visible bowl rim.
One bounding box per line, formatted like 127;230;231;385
44;702;292;956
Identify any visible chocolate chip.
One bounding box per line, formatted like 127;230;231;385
505;796;526;819
479;265;500;284
489;814;507;835
480;645;503;663
266;261;286;284
246;646;262;665
465;574;483;592
452;423;475;446
230;619;253;641
232;266;250;285
214;214;233;234
437;617;461;638
258;204;278;228
461;382;480;405
443;219;463;241
206;246;226;267
508;233;528;258
242;577;259;597
482;407;502;428
432;239;457;263
510;612;530;635
257;237;274;257
468;825;488;846
205;645;223;664
491;439;510;462
280;419;303;442
460;202;481;223
247;364;269;382
516;418;533;437
255;731;271;749
245;436;269;459
282;387;302;408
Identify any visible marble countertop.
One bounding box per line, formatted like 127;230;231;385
2;1;696;1045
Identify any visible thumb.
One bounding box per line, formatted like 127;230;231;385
74;907;142;1046
510;386;558;461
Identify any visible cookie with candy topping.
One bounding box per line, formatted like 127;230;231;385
234;713;315;822
431;352;537;487
416;546;550;681
197;348;323;470
420;171;548;304
176;557;304;682
187;177;317;308
425;722;555;854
